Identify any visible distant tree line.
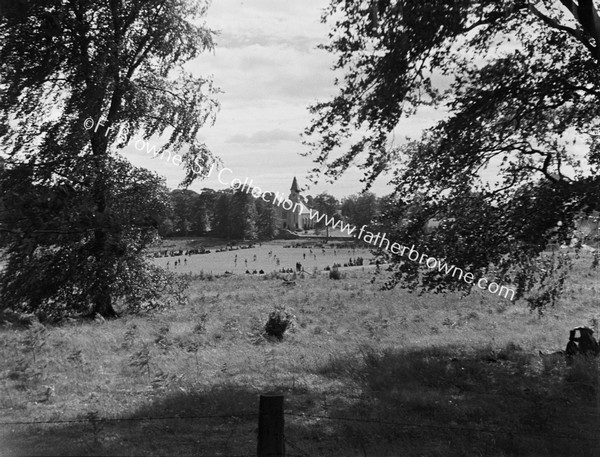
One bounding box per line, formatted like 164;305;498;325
159;186;384;241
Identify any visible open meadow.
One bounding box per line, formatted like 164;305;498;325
150;239;373;276
1;248;600;456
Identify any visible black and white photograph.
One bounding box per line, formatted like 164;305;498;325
1;0;600;455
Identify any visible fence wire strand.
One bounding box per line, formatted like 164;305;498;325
0;412;256;426
284;436;312;457
283;411;600;443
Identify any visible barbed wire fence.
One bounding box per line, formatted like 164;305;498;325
2;391;599;457
0;411;258;457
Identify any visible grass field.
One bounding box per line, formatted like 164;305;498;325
1;243;600;456
150;239;374;276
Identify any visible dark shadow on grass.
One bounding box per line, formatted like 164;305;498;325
3;345;600;457
2;385;260;457
284;344;600;457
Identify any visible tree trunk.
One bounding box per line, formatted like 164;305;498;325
91;221;119;318
92;287;118;318
85;67;123;319
90;136;118;318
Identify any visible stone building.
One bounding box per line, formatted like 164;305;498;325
280;177;315;231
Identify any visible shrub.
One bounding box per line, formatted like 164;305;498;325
329;267;342;280
264;305;296;340
193;313;209;334
22;321;47;362
122;323;138;349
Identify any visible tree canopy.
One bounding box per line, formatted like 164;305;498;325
306;0;600;307
312;192;339;239
342;192;379;229
0;0;219;318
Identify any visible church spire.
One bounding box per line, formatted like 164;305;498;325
290;176;300;193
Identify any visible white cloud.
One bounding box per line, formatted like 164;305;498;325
226;129;300;144
127;0;433;199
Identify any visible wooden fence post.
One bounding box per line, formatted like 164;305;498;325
257;394;285;457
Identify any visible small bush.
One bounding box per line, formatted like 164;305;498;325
22;321;47;362
129;345;151;376
193;313;209;334
264;305;296;340
329;267;342;280
154;325;170;350
122;323;138;349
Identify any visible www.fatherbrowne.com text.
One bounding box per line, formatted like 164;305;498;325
213;167;516;301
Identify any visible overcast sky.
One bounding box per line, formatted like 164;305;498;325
121;0;443;199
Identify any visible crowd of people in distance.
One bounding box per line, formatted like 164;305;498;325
155;241;374;276
345;257;364;267
215;243;258;253
151;248;210;258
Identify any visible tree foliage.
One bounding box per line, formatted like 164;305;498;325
342;192;379;229
0;0;219;318
312;192;339;239
255;197;280;240
161;188;215;237
211;191;233;239
0;157;173;320
159;185;283;240
229;186;258;241
306;0;600;307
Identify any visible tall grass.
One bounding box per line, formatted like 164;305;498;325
1;251;599;456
